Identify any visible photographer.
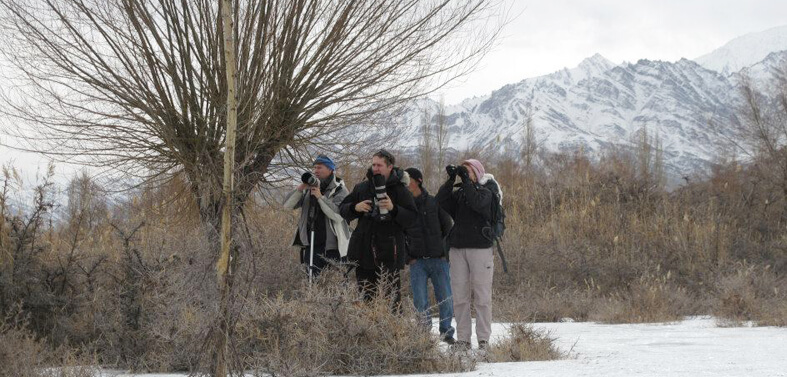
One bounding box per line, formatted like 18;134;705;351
436;159;495;351
339;150;417;305
283;155;351;279
404;167;456;344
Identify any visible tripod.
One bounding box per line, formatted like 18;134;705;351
307;194;318;284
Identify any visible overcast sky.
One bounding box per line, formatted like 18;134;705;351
2;0;787;179
435;0;787;104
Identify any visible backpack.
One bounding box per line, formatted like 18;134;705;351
483;177;506;239
483;176;509;273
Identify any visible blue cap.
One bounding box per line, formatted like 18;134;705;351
313;155;335;171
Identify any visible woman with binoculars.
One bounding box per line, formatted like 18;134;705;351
437;159;498;352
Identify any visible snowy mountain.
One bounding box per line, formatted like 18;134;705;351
695;25;787;76
395;28;787;182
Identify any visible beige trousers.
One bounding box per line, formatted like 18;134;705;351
449;247;494;343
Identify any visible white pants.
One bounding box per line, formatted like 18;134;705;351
449;247;494;343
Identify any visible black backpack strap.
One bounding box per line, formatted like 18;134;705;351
495;237;508;274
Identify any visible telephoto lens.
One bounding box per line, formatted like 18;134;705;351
301;172;319;187
446;164;458;176
372;174;391;221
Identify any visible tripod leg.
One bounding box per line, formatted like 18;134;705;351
309;230;315;284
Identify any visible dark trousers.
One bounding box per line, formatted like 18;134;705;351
355;265;402;309
301;247;342;278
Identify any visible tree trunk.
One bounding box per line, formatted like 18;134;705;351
215;0;238;375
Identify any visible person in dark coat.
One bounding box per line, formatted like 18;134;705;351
340;150;417;305
404;167;456;344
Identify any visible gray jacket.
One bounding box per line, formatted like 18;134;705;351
282;176;351;257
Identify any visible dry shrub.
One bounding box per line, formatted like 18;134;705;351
0;319;97;377
487;323;563;362
236;269;474;376
0;319;49;377
591;272;694;323
715;265;787;327
484;144;786;326
494;285;595;323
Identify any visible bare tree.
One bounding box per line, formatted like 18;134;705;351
737;74;787;203
0;0;503;373
418;106;435;186
415;98;452;190
0;0;501;232
434;99;451;186
215;0;238;375
521;103;537;171
0;165;10;256
633;126;665;196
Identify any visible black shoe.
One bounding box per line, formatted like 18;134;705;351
441;335;456;345
450;340;471;352
478;340;488;350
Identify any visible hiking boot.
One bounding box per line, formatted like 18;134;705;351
450;340;471;352
476;340;490;361
441;334;456;345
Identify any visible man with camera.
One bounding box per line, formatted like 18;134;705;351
283;155;351;280
339;150;417;305
404;167;456;344
436;159;496;351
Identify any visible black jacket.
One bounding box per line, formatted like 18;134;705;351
406;189;453;259
436;176;494;249
340;167;418;270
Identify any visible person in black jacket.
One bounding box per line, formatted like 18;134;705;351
436;159;494;351
404;167;456;344
340;150;417;305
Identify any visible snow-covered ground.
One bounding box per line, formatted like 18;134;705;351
102;317;787;377
454;317;787;377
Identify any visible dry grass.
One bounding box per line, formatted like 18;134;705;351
1;142;786;374
488;149;786;326
0;318;97;377
715;265;787;327
487;323;564;362
236;269;475;376
590;272;693;324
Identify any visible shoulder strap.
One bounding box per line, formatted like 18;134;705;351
495;238;508;274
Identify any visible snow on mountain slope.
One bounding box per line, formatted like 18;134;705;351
695;24;787;76
396;53;760;180
384;29;787;183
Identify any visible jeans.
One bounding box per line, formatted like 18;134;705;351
409;258;455;338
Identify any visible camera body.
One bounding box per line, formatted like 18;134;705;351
301;171;320;187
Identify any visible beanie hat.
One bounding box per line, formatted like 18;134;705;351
462;159;485;180
313;155;336;171
404;167;423;186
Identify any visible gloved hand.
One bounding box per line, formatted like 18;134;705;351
446;165;458;180
457;165;470;182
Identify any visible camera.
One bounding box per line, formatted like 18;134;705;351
301;171;320;187
371;174;391;222
446;164;458;176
